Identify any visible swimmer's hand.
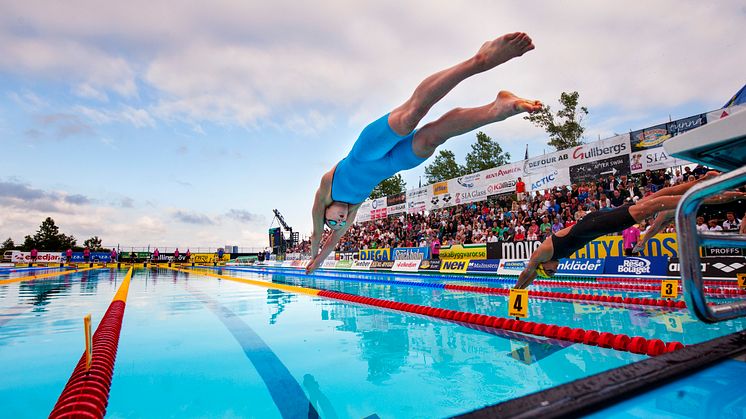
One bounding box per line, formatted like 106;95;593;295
515;268;536;289
631;242;644;254
305;258;321;275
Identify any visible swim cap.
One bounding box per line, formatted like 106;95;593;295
536;264;550;279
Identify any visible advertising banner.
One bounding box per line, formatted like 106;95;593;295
335;252;357;261
556;258;605;276
449;173;488;205
418;259;441;271
466;259;501;273
569;134;630;164
321;259;337;269
386;193;407;215
192;253;230;263
603;256;668;277
496;259;528;276
335;260;353;269
406;187;429;214
282;260;294;267
370;260;394;270
11;251;63;263
352;260;372;270
487;241;541;260
439;244;486;260
703;247;745;257
439;259;469;273
359;248;391;261
631;123;670;151
629;147;686;174
391;247;430;260
527;167;571;192
69;252;112;262
356;201;372;223
667;113;707;137
570;233;678;259
668;257;746;279
569;155;631;184
478;162;523;186
392;259;421;272
370;198;388;220
707;104;746;123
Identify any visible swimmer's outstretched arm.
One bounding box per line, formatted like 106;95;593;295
515;239;554;289
306;205;360;275
633;210;674;254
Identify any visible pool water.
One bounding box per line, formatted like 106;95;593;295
1;267;744;418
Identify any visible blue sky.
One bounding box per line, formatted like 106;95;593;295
1;1;744;249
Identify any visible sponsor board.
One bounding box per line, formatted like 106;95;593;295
668;257;746;279
631;123;670;151
432;181;449;195
392;247;430;260
406;187;429;214
440;259;469;273
387;193;407;215
192;253;230;263
569;154;631;184
356;201;372;222
291;260;306;268
439;244;486;260
321;259;338;269
497;260;528;276
418;259;441;271
392;259;421;272
335;251;357;261
629;147;684;174
359;248;391;261
11;251;63;263
556;258;605;276
571;134;629;162
604;256;668;277
466;259;501;273
571;233;678;258
282;260;294;267
479;162;523;185
703;247;745;257
487;241;541;260
527;168;571;192
370;197;388;220
69;252;112;262
352;260;373;270
0;262;13;268
370;260;395;270
335;260;353;269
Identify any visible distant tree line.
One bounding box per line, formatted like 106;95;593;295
0;217;106;253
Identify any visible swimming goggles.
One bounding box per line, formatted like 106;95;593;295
326;219;347;227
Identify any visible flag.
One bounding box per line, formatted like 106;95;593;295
524;144;529;160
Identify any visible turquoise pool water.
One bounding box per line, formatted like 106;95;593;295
1;267;744;418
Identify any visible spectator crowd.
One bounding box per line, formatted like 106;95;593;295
289;165;744;255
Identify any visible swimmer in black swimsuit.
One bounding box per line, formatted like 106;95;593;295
515;171;725;289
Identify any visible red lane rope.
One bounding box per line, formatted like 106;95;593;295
443;284;687;309
49;300;126;419
316;290;683;357
533;279;746;297
595;277;738;287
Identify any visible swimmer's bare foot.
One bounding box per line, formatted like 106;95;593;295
474;32;535;72
491;91;543;121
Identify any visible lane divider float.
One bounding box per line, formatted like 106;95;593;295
0;266;100;286
177;267;683;357
213;266;687;310
49;267;134;419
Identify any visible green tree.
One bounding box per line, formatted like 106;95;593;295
369;174;406;200
84;236;104;251
524;91;588;150
1;237;15;252
464;131;511;174
22;217;77;251
424;150;464;184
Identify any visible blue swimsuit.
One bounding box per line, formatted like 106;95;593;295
331;113;427;204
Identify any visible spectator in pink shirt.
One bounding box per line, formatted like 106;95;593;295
622;224;641;256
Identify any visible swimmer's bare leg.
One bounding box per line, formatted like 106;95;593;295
638;171;720;203
412;91;542;158
389;33;535;135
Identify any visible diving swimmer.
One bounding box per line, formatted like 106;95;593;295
514;171;745;288
306;33;543;274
